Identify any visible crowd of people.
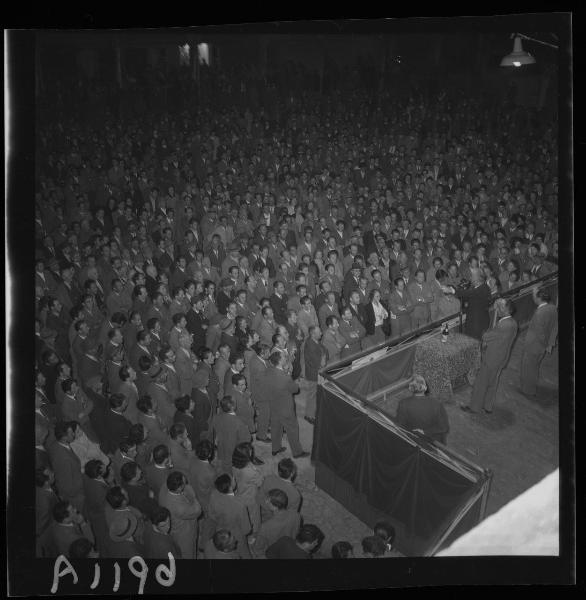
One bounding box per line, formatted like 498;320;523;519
33;52;559;560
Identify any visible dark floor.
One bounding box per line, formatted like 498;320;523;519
374;330;559;517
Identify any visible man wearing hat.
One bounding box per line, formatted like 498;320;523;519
108;502;144;559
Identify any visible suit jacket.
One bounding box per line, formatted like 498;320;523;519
338;317;366;357
248;353;268;400
525;303;558;354
193;388;212;438
197;362;220;409
253;257;276;279
396;394;450;442
257;474;302;519
303;337;328;382
48;521;88;558
455;283;492;340
318;303;341;331
342;274;362;301
78;353;103;383
129;344;153;372
168;438;194;478
162;363;181;400
481;316;519;369
147;382;175;430
144;464;173;499
174;411;199;446
36;486;59;556
263;366;299;418
253;510;302;558
408;281;435;316
101;409;132;455
254;277;273;303
185;309;208;352
188;458;216;512
270;293;289;326
257;317;278;347
143;524;182;559
297;307;319;339
115;380;140;424
208;247;226;272
211;412;251;466
82;475;110;553
106;291;132;318
48;442;85;509
175;347;198;396
208;489;252;542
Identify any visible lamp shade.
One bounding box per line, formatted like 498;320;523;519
500;36;536;67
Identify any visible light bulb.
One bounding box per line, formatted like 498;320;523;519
513;61;521;67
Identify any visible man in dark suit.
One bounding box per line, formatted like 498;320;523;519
101;393;132;455
48;422;86;512
520;288;558;397
302;326;328;425
144;445;174;499
143;506;182;559
185;295;208;354
270;280;289;326
264;352;308;458
461;298;519;413
248;344;271;442
450;269;492;340
396;375;450;444
342;264;363;302
82;460;112;555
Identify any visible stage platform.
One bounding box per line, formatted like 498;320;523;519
371;329;559;518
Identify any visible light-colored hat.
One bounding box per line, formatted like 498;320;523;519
109;511;138;542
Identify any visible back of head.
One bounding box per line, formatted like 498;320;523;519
69;537;94;559
219;395;235;413
374;521;396;547
331;541;353;559
212;529;233;552
296;524;324;551
151;506;171;527
166;471;185;492
361;535;386;557
195;439;214;461
277;457;297;481
232;442;253;469
152;444;169;466
267;488;289;511
215;473;232;494
408;374;427;395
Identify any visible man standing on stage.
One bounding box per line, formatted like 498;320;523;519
520;287;558;398
461;298;518;414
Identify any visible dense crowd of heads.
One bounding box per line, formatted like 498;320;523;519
34;57;558;560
